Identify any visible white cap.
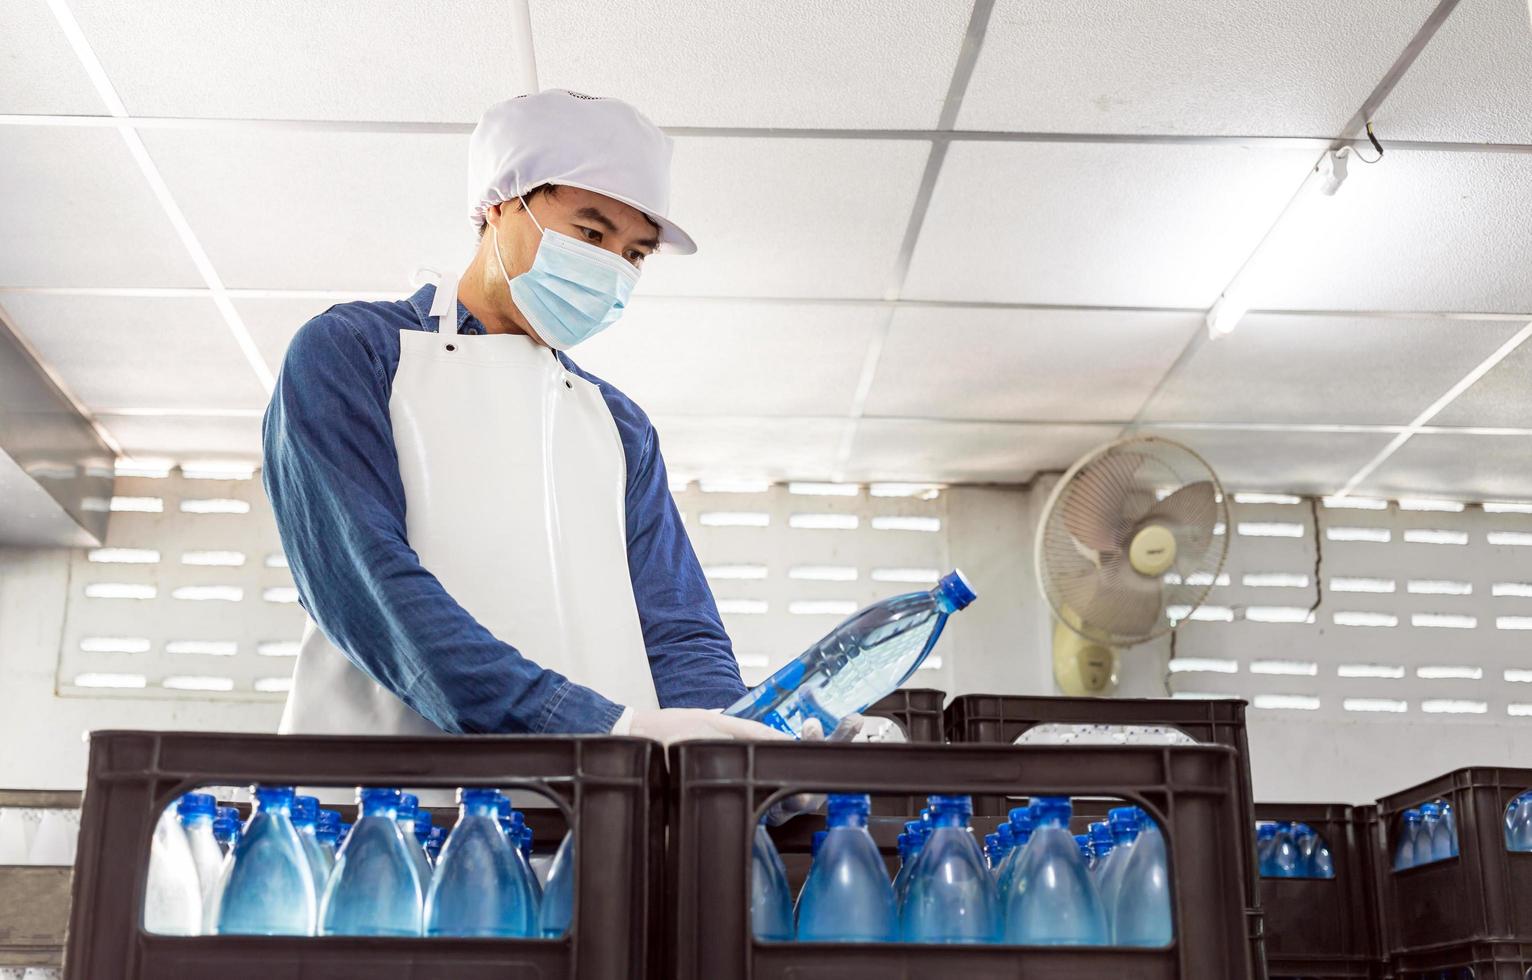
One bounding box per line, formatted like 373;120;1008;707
467;89;696;254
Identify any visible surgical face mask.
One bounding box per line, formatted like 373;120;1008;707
491;198;640;350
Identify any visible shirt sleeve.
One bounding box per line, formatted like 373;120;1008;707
624;422;750;709
261;313;624;734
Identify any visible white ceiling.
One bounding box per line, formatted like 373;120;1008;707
2;0;1531;499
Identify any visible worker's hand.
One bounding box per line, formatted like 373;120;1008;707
618;707;792;746
764;712;868;824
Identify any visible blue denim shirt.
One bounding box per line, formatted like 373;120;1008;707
261;283;747;734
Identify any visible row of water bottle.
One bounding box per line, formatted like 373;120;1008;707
0;807;79;866
145;785;575;938
752;794;1171;946
1505;790;1532;851
1255;822;1335;879
1393;799;1460;871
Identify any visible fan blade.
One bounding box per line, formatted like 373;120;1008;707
1060;451;1152;552
1082;553;1165;640
1145;480;1218;555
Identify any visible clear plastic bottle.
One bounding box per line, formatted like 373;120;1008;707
1269;822;1300;877
994;804;1037;900
413;809;434;858
538;831;575;938
28;809;77;866
1425;802;1454;862
1256;823;1278;876
1416;804;1443;866
290;795;335;892
1003;797;1108;946
425;826;445;866
994;822;1017;871
175;794;224;915
1112;815;1172;946
891;825;925;911
1440;800;1460;857
901;795;999;944
750;819;793;941
726;572;976;736
214;806;241;854
316;810;342;861
1087;821;1114;870
337;822;353;852
213;785;316;936
144;802;204;935
1092;806;1140;922
1395;809;1421;871
395;793;435;891
0;808;31;864
319;787;423;936
425;788;535;937
796;794;898;942
1294;824;1335;879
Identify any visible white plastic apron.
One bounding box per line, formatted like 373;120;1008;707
279;274;660;736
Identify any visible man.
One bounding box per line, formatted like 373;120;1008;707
262;90;785;744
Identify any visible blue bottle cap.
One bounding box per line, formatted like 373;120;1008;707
357;787;403;809
938;569;977;610
1256;823;1277;839
338;822;353;840
1419;803;1441;818
926;794;973;815
903;819;924;837
1088;821;1112;845
317;810;342;834
217;806;240;823
996;823;1015;846
397;792;419;819
984;832;1000;851
826;793;871;816
291;795;319;826
176;792;216;819
459;787;500;807
252;785;296;808
1403;808;1422;822
1033;796;1072;826
414;810;433;840
1007;806;1035;831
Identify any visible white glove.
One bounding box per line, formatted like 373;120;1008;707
764;713;868;825
612;707;792;746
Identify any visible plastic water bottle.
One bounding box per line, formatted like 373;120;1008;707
414;809;434;858
538;831;575;937
1256;823;1278;876
1293;824;1335;878
726;571;976;736
1416;804;1443;866
892;825;926;909
425;788;535;937
1506;793;1532;851
1423;802;1453;862
213;785;316;936
516;824;543;907
995;822;1017;868
176;793;224;909
425;826;445;865
28;809;76;866
983;833;1002;870
751;820;793;941
1112;815;1172;946
396;793;435;889
1093;806;1141;918
797;794;898;942
144;802;204;935
1441;801;1459;857
902;795;999;944
1395;809;1421;870
291;795;334;891
316;810;342;860
995;805;1037;899
320;787;423;936
1088;821;1114;869
1269;822;1300;877
214;806;241;854
1003;797;1108;946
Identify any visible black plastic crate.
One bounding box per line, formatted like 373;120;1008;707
1392;940;1532;979
864;687;945;743
944;692;1264;977
668;739;1257;979
64;731;665;980
1377;767;1532;956
1256;803;1385;980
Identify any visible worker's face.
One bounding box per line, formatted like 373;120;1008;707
486;186;659;337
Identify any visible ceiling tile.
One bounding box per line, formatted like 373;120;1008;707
1360;431;1532;500
97;413;262;462
1241;150;1532;313
1144;314;1522;426
234;296;358;379
636;137;929;300
864;306;1197;422
1137;427;1394;496
0;0;103;113
1;293;267;412
844;419;1119;483
532;0;969;129
1375;0;1532;143
1434;329;1532;428
141;128;475;292
960;0;1437;135
573;298;882;417
650;416;849;482
0;127;202;288
72;0;524;121
902;141;1316;307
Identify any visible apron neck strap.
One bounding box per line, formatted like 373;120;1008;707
429;274;461;337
